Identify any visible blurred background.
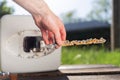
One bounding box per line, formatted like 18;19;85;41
1;0;120;66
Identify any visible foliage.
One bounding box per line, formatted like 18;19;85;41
61;0;112;23
61;10;81;23
0;0;14;18
62;46;120;66
86;0;112;23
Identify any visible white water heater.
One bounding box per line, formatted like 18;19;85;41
0;15;61;73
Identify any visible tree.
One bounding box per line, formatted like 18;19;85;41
61;10;81;23
0;0;14;18
86;0;112;23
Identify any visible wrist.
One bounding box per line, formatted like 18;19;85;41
13;0;51;17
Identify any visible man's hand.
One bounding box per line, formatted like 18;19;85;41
32;13;66;47
13;0;66;47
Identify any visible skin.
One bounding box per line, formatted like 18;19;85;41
13;0;66;48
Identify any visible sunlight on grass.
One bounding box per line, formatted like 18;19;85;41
61;46;120;66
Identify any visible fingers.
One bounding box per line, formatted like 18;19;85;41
41;28;66;48
48;31;54;44
41;30;49;44
53;29;63;46
42;30;54;45
47;25;66;47
42;29;62;48
60;26;66;41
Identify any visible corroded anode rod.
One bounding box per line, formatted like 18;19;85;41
62;37;106;46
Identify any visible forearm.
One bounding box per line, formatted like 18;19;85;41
13;0;66;46
13;0;51;16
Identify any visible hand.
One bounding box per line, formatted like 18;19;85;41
32;12;66;47
13;0;66;47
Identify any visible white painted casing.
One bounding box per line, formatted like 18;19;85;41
0;15;61;73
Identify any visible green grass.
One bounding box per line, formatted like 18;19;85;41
61;46;120;66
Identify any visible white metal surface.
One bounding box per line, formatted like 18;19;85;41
0;15;61;73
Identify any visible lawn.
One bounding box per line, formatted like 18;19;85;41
61;45;120;66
